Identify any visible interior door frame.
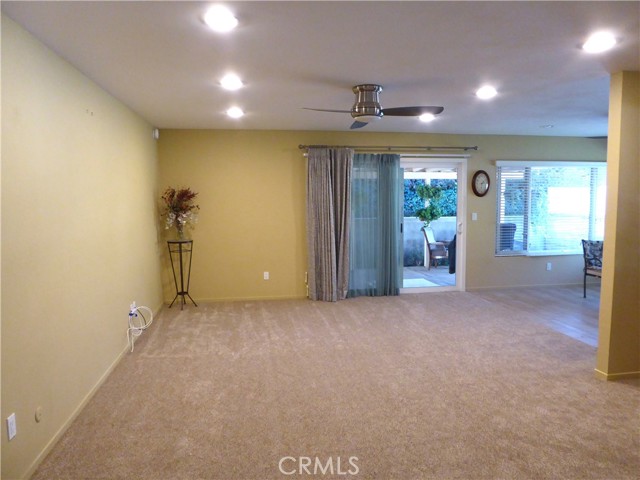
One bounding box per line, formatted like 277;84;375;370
399;155;468;293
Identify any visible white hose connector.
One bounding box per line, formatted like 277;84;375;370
128;304;153;352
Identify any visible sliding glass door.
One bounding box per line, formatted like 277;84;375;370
400;157;467;292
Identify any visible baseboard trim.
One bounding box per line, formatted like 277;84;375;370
166;295;308;304
467;282;587;292
21;302;165;480
594;368;640;380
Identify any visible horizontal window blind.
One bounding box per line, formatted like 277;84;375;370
496;163;606;256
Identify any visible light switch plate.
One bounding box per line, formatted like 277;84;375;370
7;413;16;440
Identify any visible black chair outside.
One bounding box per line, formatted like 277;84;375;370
448;234;456;274
498;223;516;251
582;239;603;298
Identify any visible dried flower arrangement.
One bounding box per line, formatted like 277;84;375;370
161;187;200;238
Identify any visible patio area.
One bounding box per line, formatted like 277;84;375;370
403;265;455;288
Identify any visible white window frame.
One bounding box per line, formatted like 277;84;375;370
495;161;606;257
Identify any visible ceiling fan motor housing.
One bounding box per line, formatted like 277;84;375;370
303;83;443;128
351;84;383;119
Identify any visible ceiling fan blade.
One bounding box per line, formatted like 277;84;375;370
303;107;352;113
381;106;444;116
350;120;369;130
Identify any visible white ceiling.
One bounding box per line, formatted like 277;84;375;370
3;1;639;137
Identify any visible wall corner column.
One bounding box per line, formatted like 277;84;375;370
595;71;640;380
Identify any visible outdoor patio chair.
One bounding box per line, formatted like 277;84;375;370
422;226;448;269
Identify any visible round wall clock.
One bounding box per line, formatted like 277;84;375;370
472;170;490;197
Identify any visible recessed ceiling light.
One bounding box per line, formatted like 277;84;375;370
419;113;436;123
220;73;243;90
226;106;244;118
582;31;617;53
476;85;498;100
203;5;238;32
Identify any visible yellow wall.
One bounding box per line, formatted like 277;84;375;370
0;13;613;478
158;130;308;301
1;16;164;479
596;71;640;379
158;130;606;302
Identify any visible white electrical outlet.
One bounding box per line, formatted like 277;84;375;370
7;413;17;441
472;212;478;221
263;271;270;280
546;262;552;271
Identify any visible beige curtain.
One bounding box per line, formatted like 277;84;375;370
306;148;353;301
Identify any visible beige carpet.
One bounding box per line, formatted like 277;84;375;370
32;290;639;479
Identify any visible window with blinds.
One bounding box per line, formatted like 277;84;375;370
495;162;606;256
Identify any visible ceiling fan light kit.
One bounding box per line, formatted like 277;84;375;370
354;115;382;123
305;84;445;130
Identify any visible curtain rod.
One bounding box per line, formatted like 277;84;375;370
298;144;478;152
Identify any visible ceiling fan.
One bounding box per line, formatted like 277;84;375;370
304;84;444;129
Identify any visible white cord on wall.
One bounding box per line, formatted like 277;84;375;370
128;302;153;352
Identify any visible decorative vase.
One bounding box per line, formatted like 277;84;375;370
175;223;186;240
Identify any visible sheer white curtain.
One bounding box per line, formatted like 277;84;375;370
348;153;402;297
306;148;353;301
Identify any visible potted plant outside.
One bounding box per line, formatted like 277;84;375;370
415;184;443;227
